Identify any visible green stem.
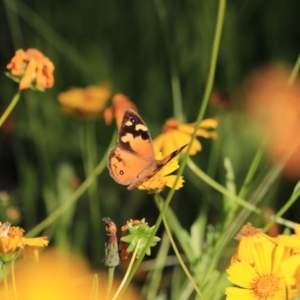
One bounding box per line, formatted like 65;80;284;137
106;268;115;300
83;121;102;265
118;0;226;295
187;157;260;213
112;240;141;300
238;146;264;199
0;90;21;128
26;131;117;237
91;273;98;300
155;195;204;300
263;185;300;233
288;52;300;86
11;260;18;300
3;263;9;300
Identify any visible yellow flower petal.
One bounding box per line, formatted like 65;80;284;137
227;261;257;288
225;287;253;300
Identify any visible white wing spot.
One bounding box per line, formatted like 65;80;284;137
121;133;134;143
125;120;133;126
135;124;148;131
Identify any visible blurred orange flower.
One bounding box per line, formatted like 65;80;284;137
0;222;48;263
104;93;138;128
245;65;300;180
58;81;111;119
6;48;55;90
153;117;218;156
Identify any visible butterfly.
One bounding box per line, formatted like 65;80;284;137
107;109;187;190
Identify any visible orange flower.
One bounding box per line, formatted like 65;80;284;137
6;48;55;90
153;117;218;156
245;65;300;180
103;93;138;128
0;222;48;263
58;81;111;119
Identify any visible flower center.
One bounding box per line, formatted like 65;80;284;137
8;226;24;238
250;274;280;299
235;223;262;241
162;118;180;132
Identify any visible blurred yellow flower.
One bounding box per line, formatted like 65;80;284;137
153;117;217;156
0;222;48;263
0;248;141;300
6;48;55;90
226;243;299;300
104;93;138;128
230;223;275;266
138;152;184;191
58;81;111;119
274;224;300;249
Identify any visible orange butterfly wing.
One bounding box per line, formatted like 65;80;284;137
107;109;187;189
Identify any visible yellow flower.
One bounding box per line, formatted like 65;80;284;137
0;222;48;263
0;248;141;300
153;117;218;156
231;223;275;266
279;254;300;287
58;81;111;119
6;48;55;90
226;243;299;300
274;224;300;249
103;93;138;128
138;152;184;191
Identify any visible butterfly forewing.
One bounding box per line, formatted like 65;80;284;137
118;110;155;160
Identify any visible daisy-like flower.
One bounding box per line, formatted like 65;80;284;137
153;117;218;156
103;93;138;128
138;152;184;192
58;81;111;119
0;222;48;263
226;242;300;300
6;48;55;91
231;223;275;266
274;224;300;286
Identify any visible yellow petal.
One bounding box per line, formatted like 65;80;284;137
23;236;49;247
225;287;253;300
227;261;257;288
165;175;184;190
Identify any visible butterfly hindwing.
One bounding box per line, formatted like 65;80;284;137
108;146;151;186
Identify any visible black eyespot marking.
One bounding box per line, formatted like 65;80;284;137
119;170;124;175
130;117;136;124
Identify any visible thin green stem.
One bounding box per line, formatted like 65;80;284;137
26;131;117;237
83;121;102;265
3;263;9;300
155;195;204;300
112;240;141;300
91;273;99;300
0;90;21;128
117;0;226;295
11;260;18;300
238;146;264;199
106;268;115;300
288;52;300;86
263;185;300;233
187;157;260;213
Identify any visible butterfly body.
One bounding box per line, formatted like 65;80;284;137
107;109;187;190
